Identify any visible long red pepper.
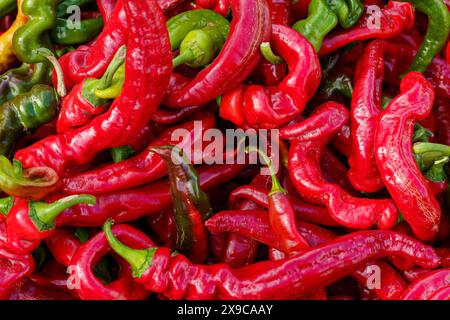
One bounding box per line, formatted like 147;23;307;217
220;24;321;129
374;72;440;242
46;227;82;267
63;112;216;195
163;0;271;107
319;1;415;56
348;40;386;193
288;102;399;229
14;0;172;182
53;163;245;227
105;221;440;300
402;270;450;300
70;224;153;300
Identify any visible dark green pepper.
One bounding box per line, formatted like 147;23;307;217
0;84;58;156
12;0;59;64
56;0;94;18
0;0;17;19
50;17;103;45
110;145;135;163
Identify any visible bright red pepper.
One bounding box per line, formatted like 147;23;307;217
374;72;440;242
220;24;321;129
46;227;82;267
402;269;450;300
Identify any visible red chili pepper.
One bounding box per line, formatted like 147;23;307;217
63;112;216;195
96;0;115;22
146;209;176;248
0;195;95;255
319;1;415;56
321;149;359;196
105;220;440;300
196;0;231;16
53;163;245;227
163;0;271;108
8;278;76;300
220;24;321;129
268;0;291;25
402;270;450;300
15;0;172;183
151;105;203;124
70;224;153;300
46;227;83;267
0;244;34;299
429;287;450;300
374;72;439;242
288;102;398;229
424;57;450;99
402;268;434;283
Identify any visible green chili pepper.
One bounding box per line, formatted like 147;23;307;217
326;0;364;28
56;0;94;18
150;145;212;263
0;0;17;19
401;0;450;73
93;63;125;99
12;0;59;64
111;145;135;163
0;84;58;156
425;156;449;183
50;17;103;45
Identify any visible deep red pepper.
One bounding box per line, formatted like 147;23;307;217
163;0;271;108
268;0;291;25
70;224;153;300
319;1;415;56
402;268;434;283
105;221;440;300
8;278;76;300
96;0;115;22
429;286;450;300
321;149;359;196
53;163;245;227
402;270;450;300
63;112;216;195
146;209;176;248
46;227;82;267
374;72;439;242
288;102;399;229
151;105;203;124
220;24;321;129
196;0;231;16
424;57;450;99
14;0;172;184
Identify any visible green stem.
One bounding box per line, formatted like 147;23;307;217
103;219;155;277
96;45;127;90
413;142;450;157
0;196;13;217
260;42;284;64
173;49;195;68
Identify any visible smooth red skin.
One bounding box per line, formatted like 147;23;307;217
429;286;450;300
53;164;245;227
207;211;408;300
321;149;359;197
71;224;153;300
229;185;339;226
288;102;399;229
62;112;216;195
135;230;439;300
319;2;415;56
331;123;353;157
163;0;271;108
0;244;34;299
348;40;385;193
374;72;440;242
96;0;115;22
46;228;82;267
402;270;450;300
56;81;109;133
220;24;321;129
151;105;203;124
8;278;76;300
16;0;172;177
268;0;291;25
253;61;288;86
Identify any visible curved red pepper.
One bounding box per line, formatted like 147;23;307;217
220;24;321;129
402;269;450;300
46;227;82;267
288;102;399;229
71;224;153;300
374;72;439;242
0;245;34;299
16;0;172;180
163;0;271;108
63;112;216;195
319;1;415;56
151;105;203;124
96;0;115;22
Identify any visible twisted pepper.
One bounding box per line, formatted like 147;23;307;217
105;220;440;300
288;102;399;229
219;24;321;129
374;72;439;242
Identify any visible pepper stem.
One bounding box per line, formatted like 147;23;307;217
36;48;67;97
245;146;286;195
172;49;194;68
414;142;450;157
260;42;284;64
33;195;96;228
0;196;13;217
103;219;155;278
95;45;127;90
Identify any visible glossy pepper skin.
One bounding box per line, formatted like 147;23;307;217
0;0;27;73
70;223;152;300
348;40;386;193
288;102;399;230
402;269;450;300
63;112;216;195
399;0;450;73
54;163;245;227
163;0;271;108
219;24;321;129
374;72;439;242
14;0;172;182
0;84;58;156
46;227;82;266
0;195;95;254
105;220;439;300
319;1;415;56
50;17;104;45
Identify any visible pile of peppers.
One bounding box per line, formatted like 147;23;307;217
0;0;449;301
